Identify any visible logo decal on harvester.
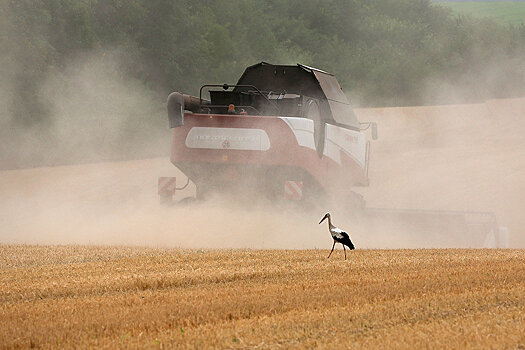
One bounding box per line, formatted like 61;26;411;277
186;127;270;151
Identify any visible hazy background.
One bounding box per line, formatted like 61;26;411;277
1;0;524;248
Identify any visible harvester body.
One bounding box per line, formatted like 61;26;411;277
165;62;371;204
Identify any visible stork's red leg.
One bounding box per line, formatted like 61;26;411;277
343;244;347;260
327;241;336;259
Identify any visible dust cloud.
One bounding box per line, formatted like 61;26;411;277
2;90;525;248
2;107;524;249
346;55;525;248
0;48;168;169
1;47;524;249
0;158;330;249
354;98;525;248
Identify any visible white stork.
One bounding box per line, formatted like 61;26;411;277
319;212;355;260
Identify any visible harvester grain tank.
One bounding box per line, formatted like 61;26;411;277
159;62;505;248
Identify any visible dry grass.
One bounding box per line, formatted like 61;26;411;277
1;245;524;349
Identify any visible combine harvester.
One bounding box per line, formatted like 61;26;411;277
159;62;506;248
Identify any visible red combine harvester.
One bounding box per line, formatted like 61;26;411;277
159;62;506;248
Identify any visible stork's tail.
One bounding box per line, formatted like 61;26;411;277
345;238;355;250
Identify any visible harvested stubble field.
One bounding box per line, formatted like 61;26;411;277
1;245;524;349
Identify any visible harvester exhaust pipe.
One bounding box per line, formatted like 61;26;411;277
167;92;207;128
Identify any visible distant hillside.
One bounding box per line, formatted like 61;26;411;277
435;1;525;25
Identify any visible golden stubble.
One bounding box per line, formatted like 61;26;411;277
1;246;524;349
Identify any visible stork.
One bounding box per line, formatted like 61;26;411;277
319;213;355;260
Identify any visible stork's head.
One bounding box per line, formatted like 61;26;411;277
319;212;331;224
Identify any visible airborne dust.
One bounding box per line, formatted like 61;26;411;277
1;49;525;249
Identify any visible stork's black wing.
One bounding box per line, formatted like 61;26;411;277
335;231;355;250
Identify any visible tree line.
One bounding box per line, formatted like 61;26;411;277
1;0;524;167
3;0;525;115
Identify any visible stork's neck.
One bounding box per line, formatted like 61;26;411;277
327;216;334;230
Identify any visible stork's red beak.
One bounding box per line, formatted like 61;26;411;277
319;215;327;224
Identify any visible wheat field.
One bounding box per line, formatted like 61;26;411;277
1;245;524;349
